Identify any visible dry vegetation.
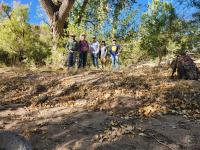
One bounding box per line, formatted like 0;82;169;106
0;65;200;150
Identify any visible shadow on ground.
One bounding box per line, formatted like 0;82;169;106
1;66;200;150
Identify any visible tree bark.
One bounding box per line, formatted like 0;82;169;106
39;0;75;66
39;0;75;39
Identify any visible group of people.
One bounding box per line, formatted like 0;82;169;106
65;33;121;69
66;33;199;80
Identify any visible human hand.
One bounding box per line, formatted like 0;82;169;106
170;75;174;79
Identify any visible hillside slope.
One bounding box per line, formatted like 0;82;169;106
0;66;200;150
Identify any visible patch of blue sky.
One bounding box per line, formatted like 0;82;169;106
2;0;198;25
2;0;43;24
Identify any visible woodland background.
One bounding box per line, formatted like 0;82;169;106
0;0;199;68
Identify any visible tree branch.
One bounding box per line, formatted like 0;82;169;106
39;0;56;20
0;4;11;20
59;0;75;22
3;10;11;20
76;0;89;25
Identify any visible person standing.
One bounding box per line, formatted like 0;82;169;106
90;36;100;68
100;40;108;69
109;39;121;69
78;33;89;68
65;34;78;69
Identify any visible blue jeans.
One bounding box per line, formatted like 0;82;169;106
67;52;75;68
91;53;99;67
111;55;119;69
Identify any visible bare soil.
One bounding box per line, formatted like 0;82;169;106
0;65;200;150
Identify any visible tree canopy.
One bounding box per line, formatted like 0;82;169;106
0;0;199;66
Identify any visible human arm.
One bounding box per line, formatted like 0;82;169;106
116;45;121;55
65;41;69;50
74;41;78;51
96;42;100;54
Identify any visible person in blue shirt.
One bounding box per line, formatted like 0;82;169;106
109;39;121;69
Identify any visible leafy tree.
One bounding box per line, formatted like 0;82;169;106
39;0;137;41
107;0;136;38
39;0;139;66
0;2;51;66
139;0;177;64
175;0;199;52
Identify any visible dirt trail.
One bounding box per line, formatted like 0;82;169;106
0;66;200;150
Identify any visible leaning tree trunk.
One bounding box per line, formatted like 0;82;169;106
51;13;64;53
39;0;75;66
51;18;64;67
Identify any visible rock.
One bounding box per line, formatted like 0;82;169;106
0;104;25;110
0;105;4;110
75;99;87;106
55;83;79;97
31;84;47;94
0;131;32;150
36;95;49;105
104;93;111;99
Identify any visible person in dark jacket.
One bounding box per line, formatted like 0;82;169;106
78;33;89;68
65;34;78;69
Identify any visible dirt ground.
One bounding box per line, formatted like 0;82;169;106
1;65;200;150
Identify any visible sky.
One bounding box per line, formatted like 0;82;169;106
2;0;198;25
3;0;42;24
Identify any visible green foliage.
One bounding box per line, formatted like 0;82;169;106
69;0;137;39
120;41;148;65
0;0;199;67
70;0;109;34
139;0;177;61
110;0;136;37
0;2;51;66
140;0;179;61
139;0;200;63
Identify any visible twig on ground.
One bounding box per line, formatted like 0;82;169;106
150;134;175;150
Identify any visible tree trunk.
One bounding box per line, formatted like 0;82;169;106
157;48;162;66
39;0;75;46
39;0;75;66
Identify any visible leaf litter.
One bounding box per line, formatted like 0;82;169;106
0;66;200;149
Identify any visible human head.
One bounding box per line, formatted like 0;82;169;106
112;39;116;45
101;40;106;46
70;34;76;40
92;36;96;42
80;33;86;41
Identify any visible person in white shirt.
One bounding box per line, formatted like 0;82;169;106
90;36;100;68
100;40;108;69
